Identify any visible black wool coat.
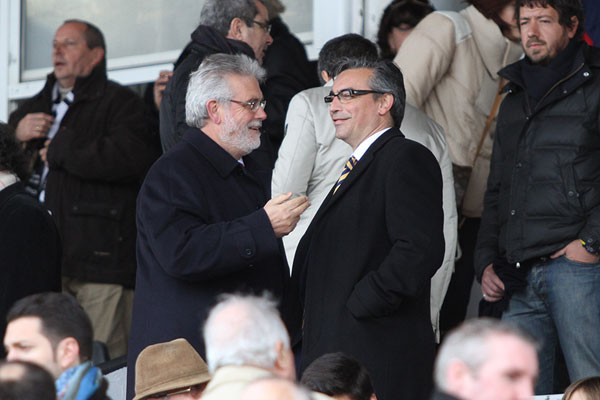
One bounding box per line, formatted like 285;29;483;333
286;128;445;400
127;128;289;400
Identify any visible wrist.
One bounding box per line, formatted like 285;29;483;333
580;238;599;255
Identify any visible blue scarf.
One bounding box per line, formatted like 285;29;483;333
56;361;103;400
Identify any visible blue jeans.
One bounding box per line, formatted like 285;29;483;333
502;255;600;394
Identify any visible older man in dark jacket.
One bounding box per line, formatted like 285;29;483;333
159;0;273;153
8;20;157;360
476;0;600;394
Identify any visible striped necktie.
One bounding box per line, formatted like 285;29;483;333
333;156;357;194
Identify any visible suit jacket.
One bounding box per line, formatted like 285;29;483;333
126;127;288;399
286;128;445;400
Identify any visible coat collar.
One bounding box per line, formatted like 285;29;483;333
181;127;244;179
203;365;273;397
464;5;523;80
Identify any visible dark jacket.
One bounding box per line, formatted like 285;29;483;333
287;128;445;400
0;182;61;356
127;127;288;400
159;25;255;152
475;43;600;279
9;63;157;287
262;17;319;150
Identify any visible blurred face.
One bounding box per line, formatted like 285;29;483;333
329;68;392;150
519;5;578;65
52;22;103;88
387;24;414;54
4;317;62;380
146;383;207;400
462;334;538;400
218;74;266;159
240;0;273;64
498;3;520;42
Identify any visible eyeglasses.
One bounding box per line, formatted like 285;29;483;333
250;20;272;33
229;98;267;112
324;89;385;104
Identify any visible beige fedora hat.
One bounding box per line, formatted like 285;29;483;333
133;338;211;400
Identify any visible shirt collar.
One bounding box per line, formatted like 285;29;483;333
352;127;391;161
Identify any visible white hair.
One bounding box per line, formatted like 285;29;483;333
185;53;266;129
203;293;290;373
434;318;537;392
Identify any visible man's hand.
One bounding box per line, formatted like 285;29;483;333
264;192;310;238
15;113;54;142
481;264;505;302
39;139;51;164
551;239;600;263
153;70;173;110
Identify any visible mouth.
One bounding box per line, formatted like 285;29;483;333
248;123;262;134
527;40;545;48
331;112;350;125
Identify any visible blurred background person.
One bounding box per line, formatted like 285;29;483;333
377;0;435;59
562;376;600;400
0;360;56;400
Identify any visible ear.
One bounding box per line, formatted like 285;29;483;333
377;93;394;116
445;360;474;397
227;17;246;41
321;70;330;83
55;337;81;371
206;99;223;124
273;340;296;380
90;47;104;68
567;16;579;40
370;393;378;400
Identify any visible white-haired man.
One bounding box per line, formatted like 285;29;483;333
127;54;308;399
241;377;313;400
202;294;296;400
432;318;538;400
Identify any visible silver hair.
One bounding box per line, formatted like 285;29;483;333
335;57;406;127
434;318;537;392
203;293;290;373
185;53;266;129
199;0;262;36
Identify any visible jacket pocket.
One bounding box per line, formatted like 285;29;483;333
65;202;122;267
561;164;584;216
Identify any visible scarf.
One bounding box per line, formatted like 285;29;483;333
56;361;103;400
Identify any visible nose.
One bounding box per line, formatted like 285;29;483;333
265;32;273;46
255;106;267;120
5;349;17;361
527;21;540;37
329;95;342;114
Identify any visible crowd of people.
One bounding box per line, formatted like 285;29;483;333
2;0;600;399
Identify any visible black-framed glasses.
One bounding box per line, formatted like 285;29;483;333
229;98;267;112
250;20;272;33
324;89;385;104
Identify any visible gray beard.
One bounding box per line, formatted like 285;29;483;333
219;113;261;157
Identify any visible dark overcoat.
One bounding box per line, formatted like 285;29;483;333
287;128;445;400
126;128;288;399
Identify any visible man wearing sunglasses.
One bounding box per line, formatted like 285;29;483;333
287;58;444;400
160;0;273;153
128;53;309;400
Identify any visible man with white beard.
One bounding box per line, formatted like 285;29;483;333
127;53;309;396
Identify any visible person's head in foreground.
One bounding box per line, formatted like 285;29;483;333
203;293;295;379
301;352;377;400
434;318;538;400
0;360;56;400
134;338;211;400
562;376;600;400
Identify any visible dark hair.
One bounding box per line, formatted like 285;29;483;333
335;57;406;127
377;0;434;59
301;353;375;400
63;19;106;50
0;123;28;181
515;0;585;40
317;34;379;84
467;0;516;36
6;292;94;361
563;376;600;400
0;361;56;400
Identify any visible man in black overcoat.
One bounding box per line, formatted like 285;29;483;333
287;58;445;400
127;53;309;399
